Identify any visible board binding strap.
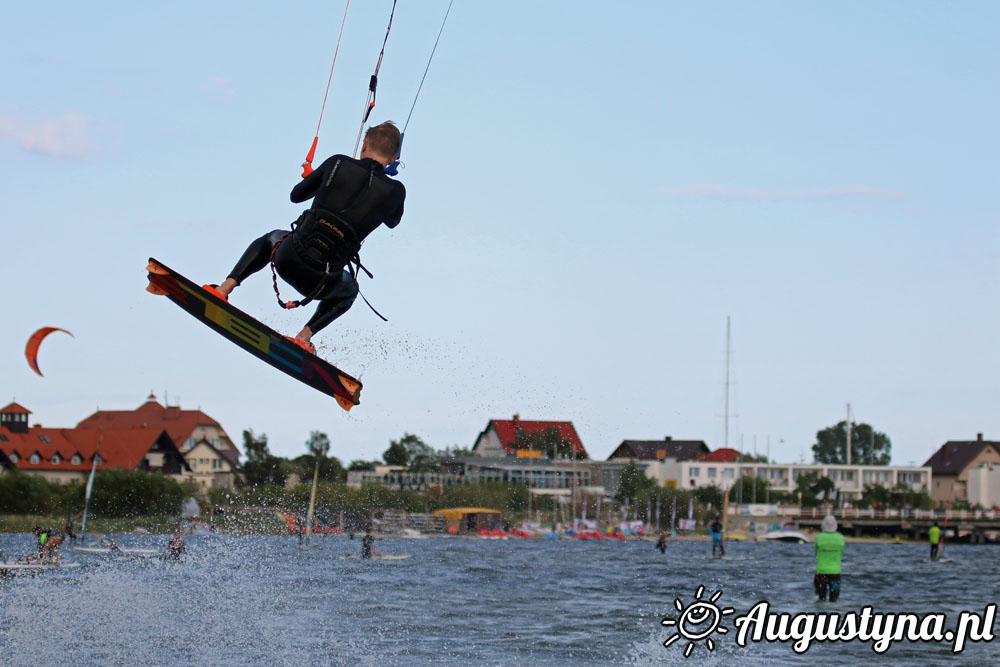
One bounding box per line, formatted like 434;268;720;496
146;258;361;410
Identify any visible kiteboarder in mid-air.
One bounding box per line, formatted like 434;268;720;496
207;122;405;353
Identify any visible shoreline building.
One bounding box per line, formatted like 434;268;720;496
0;396;241;489
923;434;1000;503
0;402;189;484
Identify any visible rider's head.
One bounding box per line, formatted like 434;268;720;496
361;121;402;166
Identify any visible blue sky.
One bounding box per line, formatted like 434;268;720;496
2;2;997;466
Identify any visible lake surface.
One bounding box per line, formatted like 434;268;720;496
1;533;997;665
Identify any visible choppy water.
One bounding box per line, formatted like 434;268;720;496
1;533;997;665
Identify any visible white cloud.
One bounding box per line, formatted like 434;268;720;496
662;184;905;202
0;111;93;158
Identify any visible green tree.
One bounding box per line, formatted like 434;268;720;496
793;472;836;508
511;427;583;460
383;433;438;471
441;445;475;457
615;460;657;501
812;421;891;465
240;430;287;488
383;441;409;466
293;431;344;482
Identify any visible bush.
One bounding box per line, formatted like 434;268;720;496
87;468;186;517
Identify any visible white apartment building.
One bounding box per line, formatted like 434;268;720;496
640;459;931;501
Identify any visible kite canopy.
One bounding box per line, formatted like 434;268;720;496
25;327;74;377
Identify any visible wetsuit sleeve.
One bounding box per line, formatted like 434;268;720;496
384;183;406;229
291;155;340;203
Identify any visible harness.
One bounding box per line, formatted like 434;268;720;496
270;159;386;319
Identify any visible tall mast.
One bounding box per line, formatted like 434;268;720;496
846;403;852;466
724;316;731;449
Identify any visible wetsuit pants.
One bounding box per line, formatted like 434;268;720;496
227;230;359;334
712;539;725;557
930;543;939;560
814;573;841;602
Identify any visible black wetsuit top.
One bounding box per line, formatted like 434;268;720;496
291;154;405;243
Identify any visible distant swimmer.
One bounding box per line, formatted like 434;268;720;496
814;515;845;602
361;531;376;560
656;532;669;554
929;521;941;561
709;517;725;558
166;528;186;561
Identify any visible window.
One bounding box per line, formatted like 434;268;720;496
689;467;700;477
8;453;18;462
71;455;82;465
770;469;783;480
722;468;734;478
95;455;103;465
707;467;717;478
50;454;61;464
843;471;854;481
863;471;873;482
0;434;8;442
39;435;52;444
29;453;40;464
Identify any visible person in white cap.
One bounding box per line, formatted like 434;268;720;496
814;514;845;602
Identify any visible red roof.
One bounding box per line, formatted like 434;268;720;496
0;402;32;415
701;448;742;462
76;398;221;450
0;425;182;472
489;419;587;456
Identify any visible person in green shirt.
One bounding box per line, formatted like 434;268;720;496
814;515;845;602
929;521;941;561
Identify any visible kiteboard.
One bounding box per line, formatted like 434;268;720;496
338;554;412;561
73;547;158;554
146;258;361;410
0;561;82;570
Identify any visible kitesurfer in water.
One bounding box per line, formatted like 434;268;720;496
361;531;376;559
209;122;406;353
656;532;668;554
929;521;941;561
709;517;725;558
32;526;64;564
166;528;186;561
814;515;845;602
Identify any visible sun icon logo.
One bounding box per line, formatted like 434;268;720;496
661;585;735;657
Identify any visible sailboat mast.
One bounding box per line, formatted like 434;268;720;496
81;435;101;533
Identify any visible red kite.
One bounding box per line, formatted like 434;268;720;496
25;327;74;377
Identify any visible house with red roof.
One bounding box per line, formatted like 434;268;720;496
0;402;189;485
75;393;241;488
700;447;742;463
473;415;588;459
